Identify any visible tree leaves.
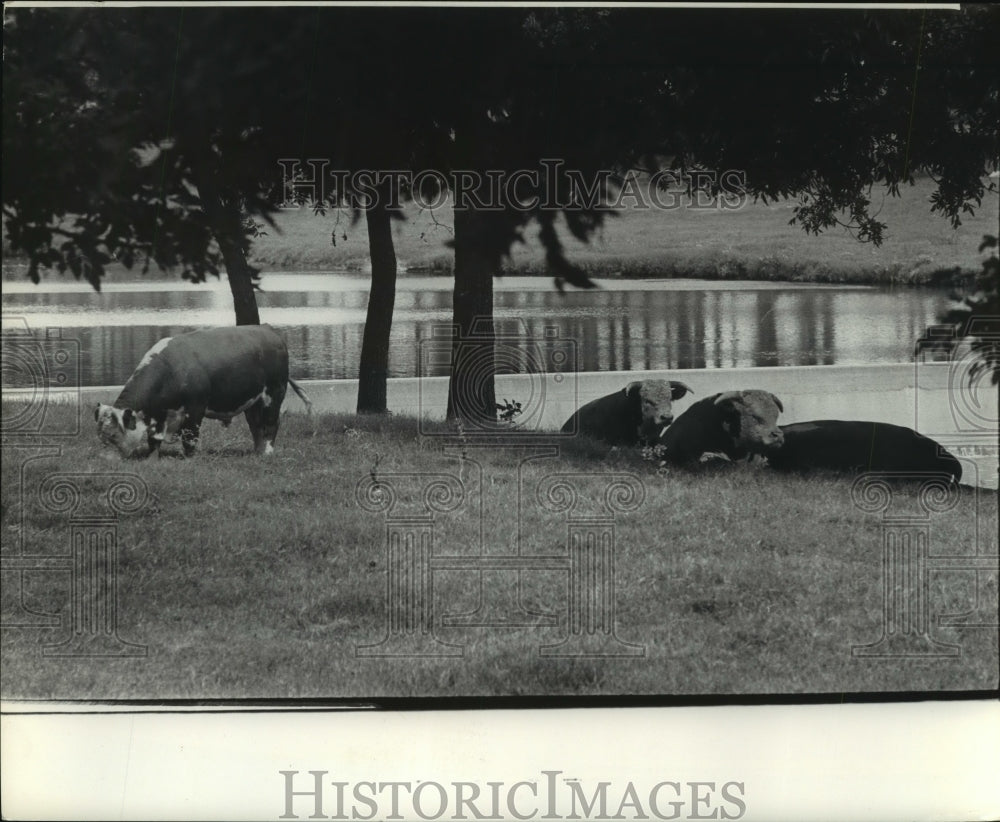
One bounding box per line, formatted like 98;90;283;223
4;6;996;291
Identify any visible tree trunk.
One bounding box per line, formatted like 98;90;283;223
356;182;398;414
192;161;260;326
220;239;261;326
446;205;499;426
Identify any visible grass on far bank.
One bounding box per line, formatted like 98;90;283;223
3;176;996;287
2;401;996;700
246;175;997;285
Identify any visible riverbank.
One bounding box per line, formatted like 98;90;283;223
248;176;999;285
4;178;995;287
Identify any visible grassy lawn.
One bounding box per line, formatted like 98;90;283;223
4;176;996;286
2;403;996;699
248;175;996;284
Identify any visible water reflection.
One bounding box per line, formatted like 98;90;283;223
2;281;948;386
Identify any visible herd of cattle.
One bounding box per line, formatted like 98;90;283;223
563;378;964;480
95;325;964;482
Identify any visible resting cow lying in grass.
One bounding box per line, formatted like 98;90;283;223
766;420;963;482
560;379;693;446
658;389;785;465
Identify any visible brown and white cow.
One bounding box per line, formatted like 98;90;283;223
95;325;310;458
658;389;784;465
560;379;693;446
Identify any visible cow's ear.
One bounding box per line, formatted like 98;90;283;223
769;393;784;413
714;392;742;437
670;381;693;400
122;409;137;430
624;381;642;398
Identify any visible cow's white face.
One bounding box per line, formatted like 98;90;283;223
94;404;153;458
626;379;693;442
716;390;785;453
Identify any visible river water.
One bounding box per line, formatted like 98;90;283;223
1;273;951;387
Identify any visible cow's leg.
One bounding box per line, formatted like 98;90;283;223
180;423;201;457
258;410;281;456
146;415;170;459
260;386;285;455
179;410;204;457
246;387;284;456
244;403;268;455
148;431;164;459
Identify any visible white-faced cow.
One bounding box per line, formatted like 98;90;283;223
766;420;963;482
95;325;311;458
658;389;784;465
560;379;693;446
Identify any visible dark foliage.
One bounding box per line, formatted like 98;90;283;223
4;6;997;409
928;235;1000;386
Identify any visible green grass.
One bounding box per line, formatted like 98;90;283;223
4;176;996;285
2;402;996;699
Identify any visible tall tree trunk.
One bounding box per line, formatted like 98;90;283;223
356;181;398;414
220;239;261;326
192;161;260;326
446;205;498;426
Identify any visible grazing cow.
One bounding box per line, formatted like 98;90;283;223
766;420;963;482
560;379;693;446
659;389;785;465
95;325;311;458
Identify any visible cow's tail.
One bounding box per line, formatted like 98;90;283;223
287;378;313;415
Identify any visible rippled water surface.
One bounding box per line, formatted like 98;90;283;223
1;273;950;386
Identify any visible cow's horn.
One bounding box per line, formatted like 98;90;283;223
670;381;693;399
713;391;742;405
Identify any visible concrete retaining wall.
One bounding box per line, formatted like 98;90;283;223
5;362;996;486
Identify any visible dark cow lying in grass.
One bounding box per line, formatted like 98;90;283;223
95;325;311;458
658;389;785;465
560;379;693;446
766;420;963;482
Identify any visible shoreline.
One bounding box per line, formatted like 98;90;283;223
0;272;887;296
1;258;978;289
